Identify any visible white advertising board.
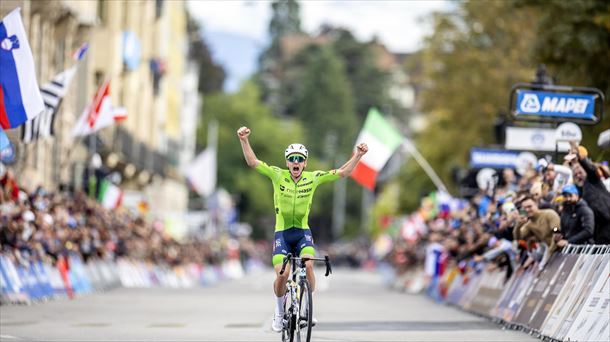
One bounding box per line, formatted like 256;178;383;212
505;127;570;152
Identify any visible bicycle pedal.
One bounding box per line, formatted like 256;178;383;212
299;318;316;328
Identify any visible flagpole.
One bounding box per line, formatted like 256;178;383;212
205;120;218;235
88;131;97;197
205;119;218;196
361;187;374;234
53;98;64;188
402;138;449;194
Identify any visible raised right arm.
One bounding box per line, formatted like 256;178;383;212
237;126;260;168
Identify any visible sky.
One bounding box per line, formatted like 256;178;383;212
188;0;450;92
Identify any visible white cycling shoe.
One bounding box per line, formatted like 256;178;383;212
272;312;284;332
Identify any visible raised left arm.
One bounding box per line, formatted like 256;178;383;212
335;143;368;177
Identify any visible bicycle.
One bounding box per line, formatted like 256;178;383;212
278;253;332;342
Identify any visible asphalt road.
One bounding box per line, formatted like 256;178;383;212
0;268;534;341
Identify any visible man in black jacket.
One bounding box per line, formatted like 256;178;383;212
556;184;594;247
566;142;610;244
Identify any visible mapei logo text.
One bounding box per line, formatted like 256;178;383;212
520;94;540;113
520;93;590;115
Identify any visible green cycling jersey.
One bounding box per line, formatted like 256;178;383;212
255;161;340;231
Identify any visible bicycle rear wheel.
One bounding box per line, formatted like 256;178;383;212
297;280;313;342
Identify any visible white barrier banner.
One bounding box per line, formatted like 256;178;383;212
554;253;607;340
540;253;590;336
564;253;610;341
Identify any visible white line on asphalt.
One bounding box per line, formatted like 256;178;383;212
0;335;18;339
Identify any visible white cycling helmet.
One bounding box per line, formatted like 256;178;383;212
285;143;308;159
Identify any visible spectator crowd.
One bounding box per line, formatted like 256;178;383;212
0;169;268;277
386;141;610;283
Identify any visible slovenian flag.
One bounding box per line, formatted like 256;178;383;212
0;8;45;130
351;108;403;190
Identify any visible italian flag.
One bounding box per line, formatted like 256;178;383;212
351;108;403;190
98;180;123;210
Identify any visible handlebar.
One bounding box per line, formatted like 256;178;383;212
279;253;292;275
279;253;333;277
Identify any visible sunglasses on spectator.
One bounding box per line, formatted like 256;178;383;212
286;155;306;163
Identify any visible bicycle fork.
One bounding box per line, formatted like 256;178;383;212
283;280;300;328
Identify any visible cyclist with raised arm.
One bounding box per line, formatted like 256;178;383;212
237;126;368;332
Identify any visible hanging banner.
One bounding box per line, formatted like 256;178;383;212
509;83;604;124
469;147;519;169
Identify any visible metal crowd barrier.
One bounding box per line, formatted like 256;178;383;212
424;244;610;342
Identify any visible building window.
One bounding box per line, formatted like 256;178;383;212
94;71;104;89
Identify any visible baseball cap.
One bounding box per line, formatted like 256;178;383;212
561;184;579;195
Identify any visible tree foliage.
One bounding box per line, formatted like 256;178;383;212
295;45;357;160
268;0;302;50
187;13;226;94
396;0;538;212
522;0;610;160
330;28;393;121
395;0;609;213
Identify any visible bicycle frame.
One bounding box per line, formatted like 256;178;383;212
279;254;332;342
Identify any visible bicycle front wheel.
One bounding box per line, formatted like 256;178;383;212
297;280;313;342
282;292;295;342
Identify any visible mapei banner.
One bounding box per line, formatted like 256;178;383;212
516;90;596;120
509;84;604;124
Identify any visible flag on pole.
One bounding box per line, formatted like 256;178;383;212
185;147;217;197
98;179;123;210
21;66;77;143
71;80;126;137
72;42;88;61
351;108;403;190
0;8;45;129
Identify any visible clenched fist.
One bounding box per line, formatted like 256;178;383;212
237;126;251;140
356;143;368;156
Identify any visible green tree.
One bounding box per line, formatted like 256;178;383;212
295;45;357;161
268;0;302;51
328;27;392;121
187;13;225;94
523;0;610;160
258;0;303;115
396;0;538;212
